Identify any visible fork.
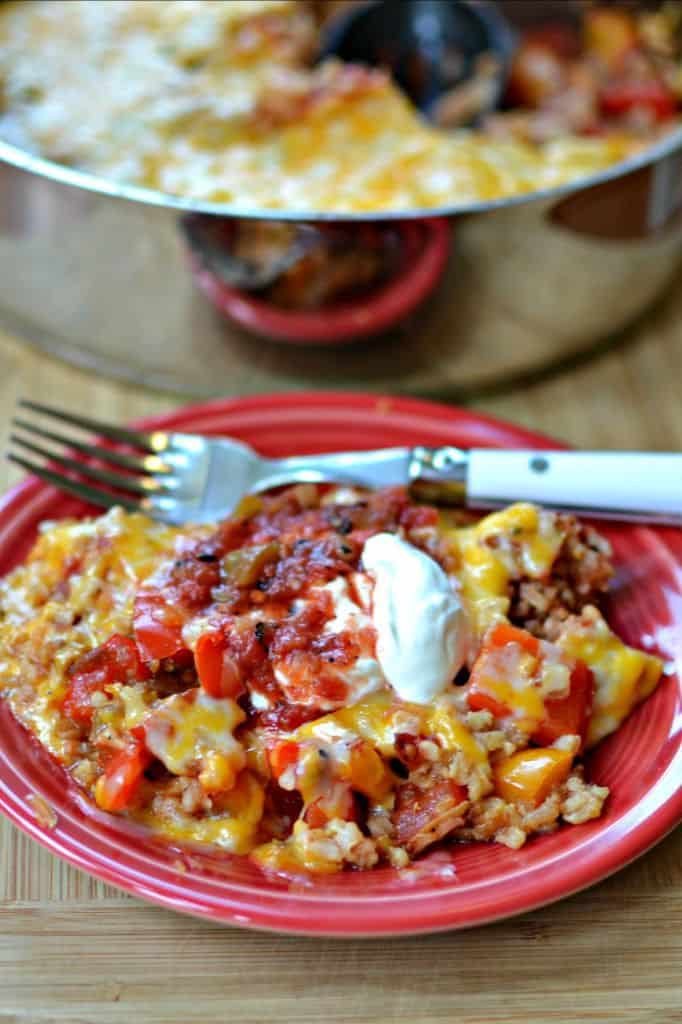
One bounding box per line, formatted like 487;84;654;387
8;399;682;526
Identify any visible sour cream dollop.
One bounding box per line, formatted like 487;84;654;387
362;532;468;704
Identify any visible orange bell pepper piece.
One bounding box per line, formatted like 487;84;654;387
494;748;573;806
487;622;540;656
584;7;638;70
468;623;594;746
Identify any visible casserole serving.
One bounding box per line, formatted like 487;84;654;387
0;478;664;874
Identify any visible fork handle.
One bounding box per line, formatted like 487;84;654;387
408;448;682;524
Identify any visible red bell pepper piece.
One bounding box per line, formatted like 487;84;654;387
600;78;677;121
268;740;301;781
133;589;186;661
467;622;594;746
62;634;150;725
533;659;595;747
195;630;245;699
95;740;151;812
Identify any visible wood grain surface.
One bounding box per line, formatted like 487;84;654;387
0;296;680;1023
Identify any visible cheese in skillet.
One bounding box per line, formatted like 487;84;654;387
0;1;642;212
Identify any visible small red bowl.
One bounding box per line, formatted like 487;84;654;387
189;218;451;345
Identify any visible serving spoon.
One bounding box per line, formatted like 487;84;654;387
182;216;322;292
319;0;516;127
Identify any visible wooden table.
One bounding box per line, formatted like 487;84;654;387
0;295;680;1023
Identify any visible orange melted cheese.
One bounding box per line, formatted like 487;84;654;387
295;691;486;766
135;770;265;854
0;508;185;756
556;606;663;747
451;504;565;640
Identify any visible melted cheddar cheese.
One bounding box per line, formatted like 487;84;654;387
136;770;265;854
0;508;184;756
145;689;245;782
294;691;486;765
451;504;565;640
557;606;664;747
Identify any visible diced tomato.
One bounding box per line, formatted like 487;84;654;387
195;630;246;699
599;78;677;121
94;740;152;813
62;635;150;725
166;553;222;608
133;589;187;661
533;659;595;748
258;702;324;732
267;740;300;781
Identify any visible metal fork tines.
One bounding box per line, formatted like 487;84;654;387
7;398;413;525
8;399;184;518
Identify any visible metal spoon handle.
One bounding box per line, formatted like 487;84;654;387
408;447;682;525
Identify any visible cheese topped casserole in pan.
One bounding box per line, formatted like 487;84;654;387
0;0;673;211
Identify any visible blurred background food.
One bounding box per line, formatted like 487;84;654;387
0;0;679;212
0;1;680;381
183;219;404;309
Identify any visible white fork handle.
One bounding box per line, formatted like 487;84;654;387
409;448;682;524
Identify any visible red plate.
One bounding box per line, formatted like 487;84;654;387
0;393;679;936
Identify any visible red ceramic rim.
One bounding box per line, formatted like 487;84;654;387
0;392;679;937
190;219;451;344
